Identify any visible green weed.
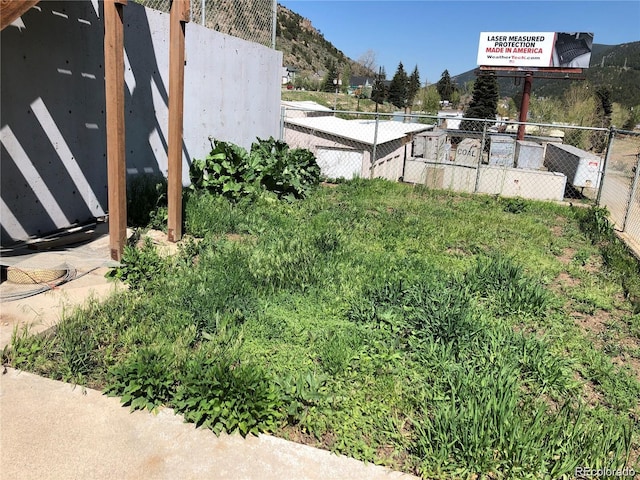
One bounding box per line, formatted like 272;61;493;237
174;348;282;437
105;237;168;290
105;345;177;412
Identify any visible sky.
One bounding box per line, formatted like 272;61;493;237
278;0;640;84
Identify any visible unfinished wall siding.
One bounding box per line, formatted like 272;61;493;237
1;1;281;244
1;1;107;243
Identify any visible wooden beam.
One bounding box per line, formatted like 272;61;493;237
167;0;189;243
104;0;127;261
0;0;40;31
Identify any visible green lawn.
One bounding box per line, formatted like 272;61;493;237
5;179;640;479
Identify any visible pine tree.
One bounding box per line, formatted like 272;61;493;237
436;70;455;101
595;86;613;127
407;66;421;112
592;85;613;151
371;67;387;108
322;61;338;93
460;72;499;131
388;62;408;110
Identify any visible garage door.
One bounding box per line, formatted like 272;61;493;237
316;148;364;180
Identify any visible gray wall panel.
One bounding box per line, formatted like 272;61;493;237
1;1;282;244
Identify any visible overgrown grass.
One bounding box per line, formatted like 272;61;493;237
4;180;640;478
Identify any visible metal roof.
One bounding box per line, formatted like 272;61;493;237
284;116;434;145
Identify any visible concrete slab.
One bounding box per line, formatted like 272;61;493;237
1;223;122;348
0;368;417;480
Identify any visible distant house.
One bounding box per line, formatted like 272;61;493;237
284;116;434;180
282;66;297;85
348;76;373;95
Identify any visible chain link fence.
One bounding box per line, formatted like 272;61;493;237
599;129;640;248
134;0;275;47
282;106;640;248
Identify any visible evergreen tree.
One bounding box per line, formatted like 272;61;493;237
407;66;421;112
322;61;338;93
460;72;499;131
371;67;387;108
388;62;408;110
436;70;455;101
592;85;613;151
595;86;613;127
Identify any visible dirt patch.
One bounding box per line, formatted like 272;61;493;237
608;134;640;173
555;271;580;289
549;270;581;299
575;372;605;408
225;233;254;243
573;310;610;337
557;248;576;265
136;229;180;257
446;247;468;257
551;225;564;238
279;425;322;449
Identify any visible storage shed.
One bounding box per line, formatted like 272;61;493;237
284;116;433;180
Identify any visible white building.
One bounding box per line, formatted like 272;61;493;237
284;116;434;180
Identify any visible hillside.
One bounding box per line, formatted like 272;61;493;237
276;5;374;81
453;41;640;108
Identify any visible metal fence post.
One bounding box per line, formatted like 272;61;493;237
279;106;285;141
474;121;488;193
271;0;277;49
201;0;205;26
370;114;379;179
622;152;640;232
596;126;616;206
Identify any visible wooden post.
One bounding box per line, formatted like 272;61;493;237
0;0;41;31
167;0;189;243
104;0;127;261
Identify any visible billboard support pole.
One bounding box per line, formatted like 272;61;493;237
517;72;533;141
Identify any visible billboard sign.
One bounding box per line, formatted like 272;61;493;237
477;32;594;68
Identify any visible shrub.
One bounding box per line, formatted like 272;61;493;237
105;237;169;290
249;137;321;200
173;350;282;436
189;137;320;201
189;139;258;201
105;345;176;412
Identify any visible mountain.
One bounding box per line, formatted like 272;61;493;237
276;5;374;80
452;41;640;108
